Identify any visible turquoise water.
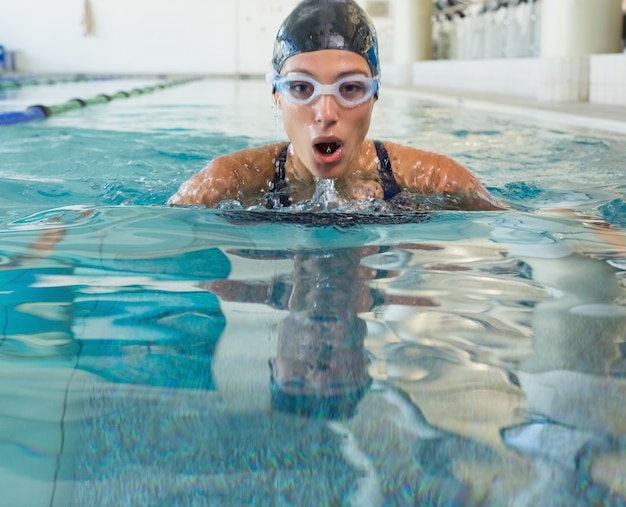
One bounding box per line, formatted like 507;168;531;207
1;78;626;506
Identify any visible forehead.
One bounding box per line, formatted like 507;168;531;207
281;49;371;78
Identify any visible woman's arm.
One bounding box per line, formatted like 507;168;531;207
385;141;505;211
168;143;286;208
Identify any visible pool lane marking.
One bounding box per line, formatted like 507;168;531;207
0;77;201;126
0;74;125;90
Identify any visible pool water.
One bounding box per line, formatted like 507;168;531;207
1;78;626;506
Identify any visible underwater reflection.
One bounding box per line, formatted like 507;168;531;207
270;310;372;419
210;247;380;420
3;214;626;506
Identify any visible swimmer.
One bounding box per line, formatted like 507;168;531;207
168;0;501;211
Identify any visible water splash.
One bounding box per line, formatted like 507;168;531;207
288;178;394;214
309;178;347;210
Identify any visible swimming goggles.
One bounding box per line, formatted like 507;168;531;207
272;73;380;107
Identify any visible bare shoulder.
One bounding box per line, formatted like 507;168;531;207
382;141;467;186
380;140;503;210
168;142;287;207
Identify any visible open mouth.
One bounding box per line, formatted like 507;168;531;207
315;142;340;155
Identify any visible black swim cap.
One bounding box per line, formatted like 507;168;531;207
272;0;380;77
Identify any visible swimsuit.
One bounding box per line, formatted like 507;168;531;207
266;141;401;209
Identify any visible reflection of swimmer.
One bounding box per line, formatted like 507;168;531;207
168;0;500;211
270;311;371;419
210;247;377;419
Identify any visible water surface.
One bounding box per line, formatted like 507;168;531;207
1;78;626;506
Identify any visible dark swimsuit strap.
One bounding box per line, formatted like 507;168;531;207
373;140;401;201
274;143;289;184
266;143;292;209
267;140;401;208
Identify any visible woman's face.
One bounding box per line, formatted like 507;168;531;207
274;49;376;180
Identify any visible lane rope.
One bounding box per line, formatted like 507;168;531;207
0;74;124;91
0;77;200;126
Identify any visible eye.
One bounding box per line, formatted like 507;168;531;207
288;81;315;99
339;81;367;100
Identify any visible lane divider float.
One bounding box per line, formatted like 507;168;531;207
0;74;125;91
0;77;200;126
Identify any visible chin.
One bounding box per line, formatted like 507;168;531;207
310;163;346;180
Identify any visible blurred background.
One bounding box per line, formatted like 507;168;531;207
1;0;624;104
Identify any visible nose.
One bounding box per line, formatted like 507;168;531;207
314;94;339;127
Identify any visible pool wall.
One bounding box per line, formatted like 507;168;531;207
0;0;299;76
1;0;624;108
405;54;626;106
